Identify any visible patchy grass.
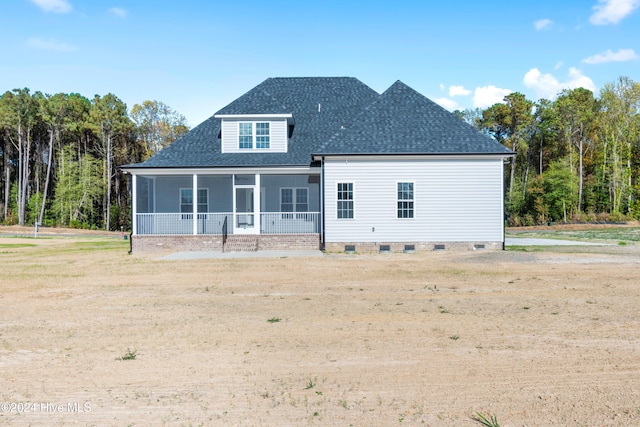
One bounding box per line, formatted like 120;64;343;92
507;226;640;243
0;243;37;248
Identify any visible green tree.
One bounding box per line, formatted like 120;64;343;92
479;93;535;209
52;145;103;227
130;100;189;159
554;88;599;213
542;159;579;222
0;89;38;225
89;94;133;230
36;92;69;225
598;77;640;215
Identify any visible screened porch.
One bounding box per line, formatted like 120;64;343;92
132;173;321;236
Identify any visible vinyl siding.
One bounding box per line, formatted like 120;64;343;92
221;119;288;153
323;158;504;243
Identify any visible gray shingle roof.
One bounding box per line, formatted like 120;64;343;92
123;77;511;169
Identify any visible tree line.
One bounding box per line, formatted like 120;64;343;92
0;90;188;230
1;76;638;231
458;76;640;226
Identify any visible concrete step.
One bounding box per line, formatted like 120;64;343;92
223;235;258;252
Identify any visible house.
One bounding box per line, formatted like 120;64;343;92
121;77;514;253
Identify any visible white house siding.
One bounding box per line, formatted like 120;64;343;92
323;158;505;243
221;119;288;153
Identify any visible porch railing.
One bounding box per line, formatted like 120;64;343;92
135;212;320;235
260;212;320;234
136;213;232;235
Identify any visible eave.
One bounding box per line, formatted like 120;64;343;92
120;164;320;176
213;113;295;125
311;151;515;162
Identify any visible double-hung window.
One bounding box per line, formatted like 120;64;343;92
239;123;253;149
397;182;414;219
337;183;354;219
281;188;308;219
255;122;270;148
180;188;208;217
239;122;270;149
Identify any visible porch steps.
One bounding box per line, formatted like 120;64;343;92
223;235;258;252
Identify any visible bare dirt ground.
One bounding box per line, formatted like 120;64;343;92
1;227;640;426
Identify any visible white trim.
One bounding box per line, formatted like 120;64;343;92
215;113;293;121
312;153;512;162
132;174;137;235
192;175;198;235
396;181;415;220
336;181;355;220
122;166;319;176
233;173;259;235
255;174;261;233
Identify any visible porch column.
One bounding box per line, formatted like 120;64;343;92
254;173;261;233
131;174;137;236
192;173;198;235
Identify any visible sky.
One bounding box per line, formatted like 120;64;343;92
1;0;639;126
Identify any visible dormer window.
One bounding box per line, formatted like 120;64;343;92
215;114;292;154
239;122;270;149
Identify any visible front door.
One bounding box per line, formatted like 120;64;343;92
235;187;256;234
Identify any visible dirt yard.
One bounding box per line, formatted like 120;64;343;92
1;228;639;426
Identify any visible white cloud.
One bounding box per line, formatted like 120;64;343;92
554;61;564;70
439;83;445;91
523;67;596;99
590;0;640;25
109;7;128;18
534;18;553;30
582;48;639;64
473;86;512;109
434;97;460;111
30;0;72;13
449;85;471;97
27;37;76;52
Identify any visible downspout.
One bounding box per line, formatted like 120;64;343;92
128;173;133;254
321;156;326;251
502;156;510;251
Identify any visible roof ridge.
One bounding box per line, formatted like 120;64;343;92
319;83;385;150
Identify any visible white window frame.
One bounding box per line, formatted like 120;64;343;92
281;187;309;219
396;181;414;219
180;188;209;216
238;122;270;150
337;182;354;219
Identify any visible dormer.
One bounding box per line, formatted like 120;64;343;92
214;114;294;154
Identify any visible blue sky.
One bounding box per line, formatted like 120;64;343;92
1;0;638;126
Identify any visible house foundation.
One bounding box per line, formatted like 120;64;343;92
323;241;503;253
131;234;321;253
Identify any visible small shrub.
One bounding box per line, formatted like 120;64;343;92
471;412;500;427
116;348;138;361
267;317;281;323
